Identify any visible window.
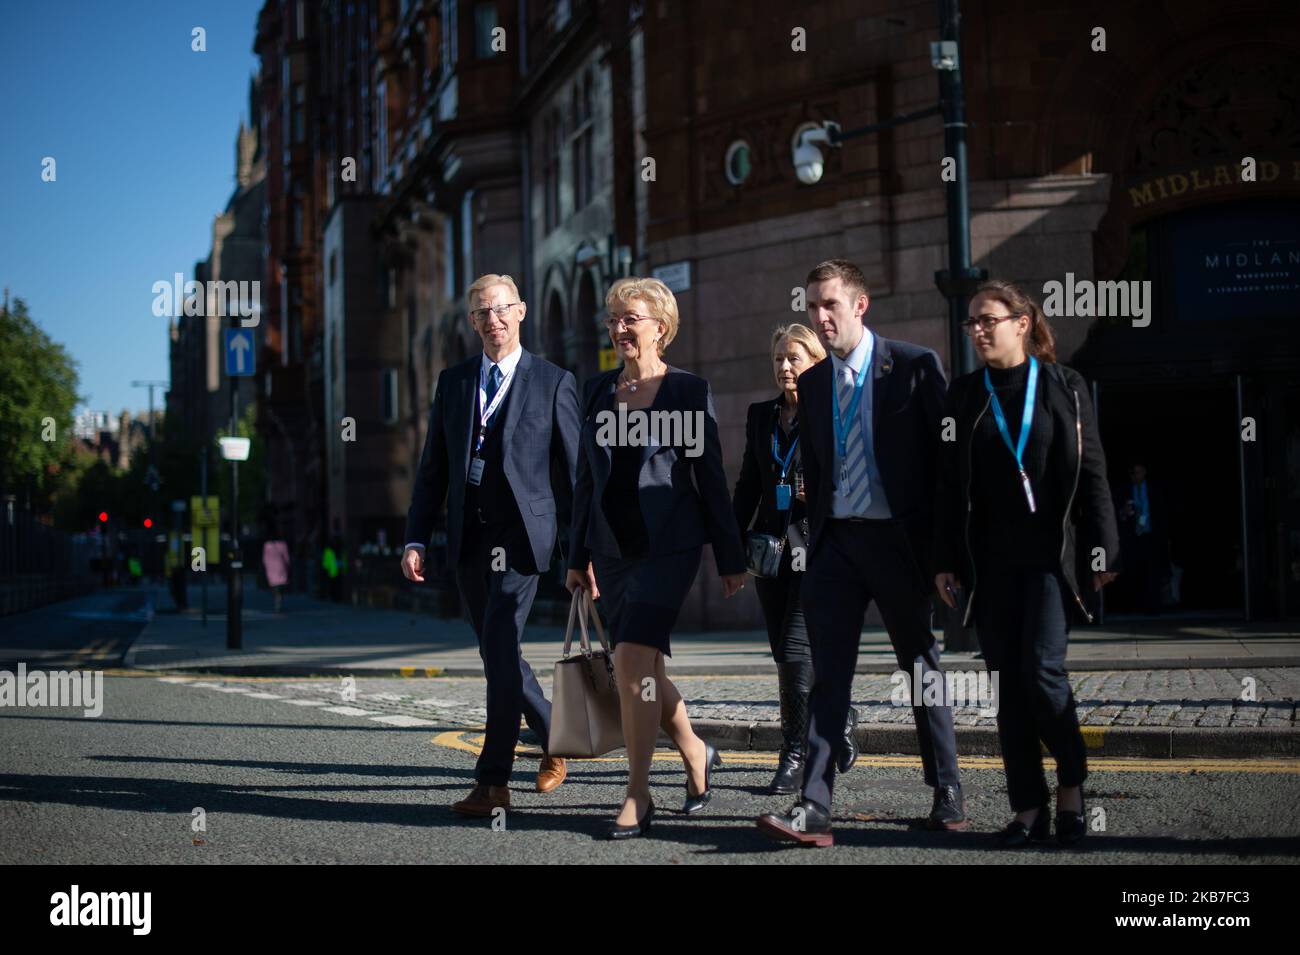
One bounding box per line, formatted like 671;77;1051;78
474;3;498;58
571;73;594;210
292;84;306;143
441;0;459;76
381;369;399;424
725;140;752;185
543;110;561;232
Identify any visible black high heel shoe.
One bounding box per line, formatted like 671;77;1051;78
997;803;1050;848
682;742;722;814
1056;794;1087;847
606;798;654;840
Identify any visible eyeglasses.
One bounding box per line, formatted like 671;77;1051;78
961;312;1023;335
604;312;655;330
470;302;519;322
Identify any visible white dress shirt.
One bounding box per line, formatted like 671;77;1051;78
829;328;892;519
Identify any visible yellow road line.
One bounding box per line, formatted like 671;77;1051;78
430;731;1300;774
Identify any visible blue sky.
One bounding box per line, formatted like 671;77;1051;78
0;0;265;415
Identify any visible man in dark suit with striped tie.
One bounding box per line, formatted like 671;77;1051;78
402;273;583;816
757;259;964;847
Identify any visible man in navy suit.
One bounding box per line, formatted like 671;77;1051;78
757;259;964;847
402;273;583;816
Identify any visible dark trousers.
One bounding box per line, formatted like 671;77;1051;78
974;568;1087;812
754;556;811;663
455;520;551;787
800;519;960;811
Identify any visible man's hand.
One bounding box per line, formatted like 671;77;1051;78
402;546;426;583
722;572;747;598
935;572;962;609
1093;570;1118;592
565;562;599;599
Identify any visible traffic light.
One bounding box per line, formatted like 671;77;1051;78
98;512;108;523
143;518;153;528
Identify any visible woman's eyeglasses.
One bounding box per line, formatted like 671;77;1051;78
961;312;1023;335
604;312;654;330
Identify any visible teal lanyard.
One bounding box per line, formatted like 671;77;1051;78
771;426;799;482
983;356;1039;512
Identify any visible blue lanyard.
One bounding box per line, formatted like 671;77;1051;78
771;425;799;482
983;356;1038;470
832;359;870;460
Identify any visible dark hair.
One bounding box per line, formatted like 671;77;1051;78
972;279;1057;363
806;259;869;302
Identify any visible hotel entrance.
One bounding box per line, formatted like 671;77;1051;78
1075;198;1300;623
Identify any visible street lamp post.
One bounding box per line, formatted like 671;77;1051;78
218;435;250;650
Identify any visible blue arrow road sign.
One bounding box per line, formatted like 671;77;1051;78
224;329;255;377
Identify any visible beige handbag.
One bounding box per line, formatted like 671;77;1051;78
548;589;624;758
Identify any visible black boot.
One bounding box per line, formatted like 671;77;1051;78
770;661;814;794
836;705;859;773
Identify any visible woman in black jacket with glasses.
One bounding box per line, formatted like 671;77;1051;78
934;280;1119;849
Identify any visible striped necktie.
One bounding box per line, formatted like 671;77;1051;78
837;363;872;513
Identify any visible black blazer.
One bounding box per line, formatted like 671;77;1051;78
796;333;948;572
934;360;1120;624
733;395;807;541
404;348;581;572
567;365;746;576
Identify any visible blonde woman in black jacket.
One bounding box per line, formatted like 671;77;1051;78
934;280;1119;848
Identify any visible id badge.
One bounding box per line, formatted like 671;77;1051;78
1018;469;1037;514
468;457;485;486
774;482;792;512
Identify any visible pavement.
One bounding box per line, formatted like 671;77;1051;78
105;579;1300;760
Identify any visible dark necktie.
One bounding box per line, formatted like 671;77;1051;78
484;364;503;423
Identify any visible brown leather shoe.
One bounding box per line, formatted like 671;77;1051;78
536;755;567;793
451;784;510;817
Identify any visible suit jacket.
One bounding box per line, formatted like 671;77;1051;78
934;361;1119;624
404;348;581;572
567;365;746;576
797;333;948;574
732;395;807;541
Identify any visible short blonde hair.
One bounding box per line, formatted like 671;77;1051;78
770;323;827;364
467;273;522;311
606;276;679;355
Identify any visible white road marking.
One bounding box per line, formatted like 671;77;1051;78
370;714;437;727
322;706;377;716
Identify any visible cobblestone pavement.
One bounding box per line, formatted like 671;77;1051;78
196;668;1299;729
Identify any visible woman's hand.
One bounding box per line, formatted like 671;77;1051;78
934;572;961;609
722;573;747;598
1093;570;1118;592
566;562;599;599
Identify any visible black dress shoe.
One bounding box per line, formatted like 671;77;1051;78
927;784;967;830
682;742;722;814
606;799;654;840
997;804;1050;848
756;798;834;847
836;707;859;773
1056;796;1087;847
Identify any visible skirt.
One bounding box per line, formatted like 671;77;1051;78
591;546;702;656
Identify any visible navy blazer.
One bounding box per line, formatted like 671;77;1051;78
796;333;948;574
567;365;746;576
404;348;581;572
732;395;808;541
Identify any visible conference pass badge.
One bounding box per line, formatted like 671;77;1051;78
775;482;792;511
